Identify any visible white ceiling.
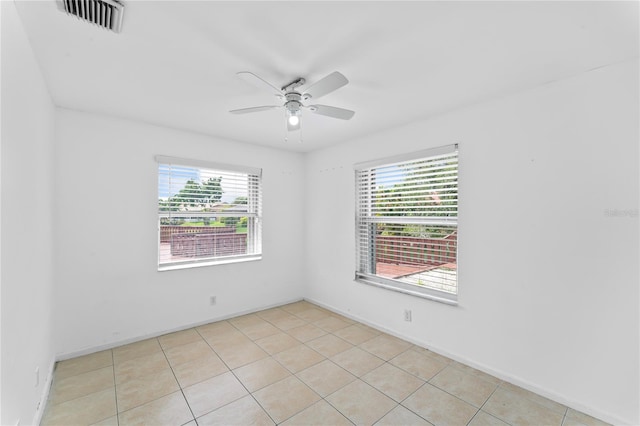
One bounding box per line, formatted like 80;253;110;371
15;1;639;152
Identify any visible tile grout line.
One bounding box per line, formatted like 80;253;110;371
306;322;401;426
317;355;407;426
466;385;508;426
168;317;508;426
317;389;359;426
198;310;321;425
422;369;491;424
282;320;359;426
347;343;493;426
48;302;588;426
393;378;434;425
231;305;359;424
124;319;431;426
561;409;568;426
112;338;187;421
388;344;511;416
111;349;120;426
496;381;569;423
53;306;443;425
41;353;119;425
196;321;280;424
191;323;247;422
257;311;330;424
292;360;357;426
158;339;198;425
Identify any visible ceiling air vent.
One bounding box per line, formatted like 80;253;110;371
56;0;124;33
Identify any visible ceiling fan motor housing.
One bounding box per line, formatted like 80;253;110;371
285;93;302;114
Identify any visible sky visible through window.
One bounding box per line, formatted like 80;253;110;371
375;165;404;189
158;164;246;204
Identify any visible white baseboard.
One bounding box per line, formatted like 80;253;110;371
303;297;626;426
56;297;303;361
32;358;56;426
50;295;626;425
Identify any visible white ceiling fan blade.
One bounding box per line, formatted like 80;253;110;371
302;71;348;100
237;72;283;98
308;104;355;120
230;105;280;114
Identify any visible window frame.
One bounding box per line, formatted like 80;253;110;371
156;155;262;271
354;144;459;305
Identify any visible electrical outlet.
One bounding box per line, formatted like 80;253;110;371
209;296;217;306
404;309;412;322
35;367;39;387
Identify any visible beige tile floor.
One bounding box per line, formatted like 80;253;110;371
41;301;609;426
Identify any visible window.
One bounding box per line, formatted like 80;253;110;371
355;144;459;304
156;156;262;270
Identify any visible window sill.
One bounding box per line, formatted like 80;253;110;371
158;255;262;272
355;276;458;306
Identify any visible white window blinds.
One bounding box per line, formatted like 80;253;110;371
355;145;459;303
156;156;262;270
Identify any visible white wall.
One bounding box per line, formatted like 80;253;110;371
304;60;639;425
3;4;636;424
1;2;57;424
53;109;306;356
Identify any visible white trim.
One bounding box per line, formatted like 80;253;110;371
354;143;458;171
155;155;262;176
32;358;56;426
355;275;458;305
158;254;261;272
55;298;303;361
302;297;624;426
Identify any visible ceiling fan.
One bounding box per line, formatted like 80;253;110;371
230;71;355;133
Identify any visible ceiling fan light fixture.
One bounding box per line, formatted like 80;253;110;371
288;114;300;126
286;100;301;127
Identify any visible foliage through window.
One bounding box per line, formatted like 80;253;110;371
156;156;262;270
355;145;458;303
